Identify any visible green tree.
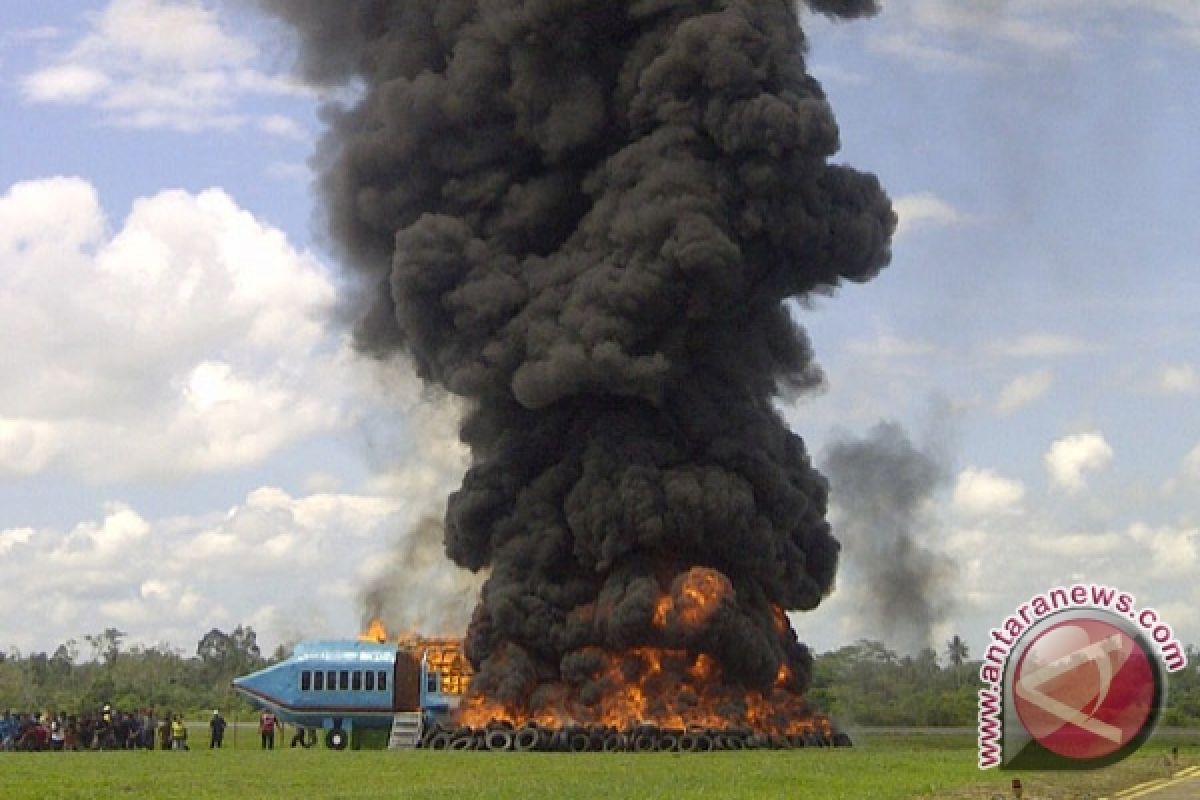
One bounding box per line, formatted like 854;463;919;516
944;634;969;667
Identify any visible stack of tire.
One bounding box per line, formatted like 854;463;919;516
419;721;852;752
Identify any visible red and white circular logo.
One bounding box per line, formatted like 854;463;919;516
1013;617;1156;761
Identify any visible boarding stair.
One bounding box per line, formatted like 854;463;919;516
388;712;423;750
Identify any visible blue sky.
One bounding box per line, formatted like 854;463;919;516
0;1;1197;665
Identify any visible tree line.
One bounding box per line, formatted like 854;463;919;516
1;630;1197;727
0;626;279;714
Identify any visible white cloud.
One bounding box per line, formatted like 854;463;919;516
892;193;970;239
0;487;455;654
1044;432;1114;491
21;64;112;102
875;0;1200;72
0;176;350;482
844;334;938;360
952;468;1025;517
1156;364;1199;395
0;528;35;558
990;333;1095;359
1128;522;1198;579
994;368;1053;415
1185;443;1200;479
1027;531;1124;559
21;0;308;133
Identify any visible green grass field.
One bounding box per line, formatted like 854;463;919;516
3;728;1196;799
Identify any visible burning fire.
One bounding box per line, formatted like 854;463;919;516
455;645;830;736
453;573;829;736
359;619;473;696
359;618;389;644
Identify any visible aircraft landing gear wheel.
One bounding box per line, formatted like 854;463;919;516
326;728;348;750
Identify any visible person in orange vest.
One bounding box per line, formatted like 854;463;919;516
258;710;277;750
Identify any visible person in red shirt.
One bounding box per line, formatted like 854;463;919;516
258;710;277;750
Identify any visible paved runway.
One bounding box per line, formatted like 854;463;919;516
1100;765;1200;800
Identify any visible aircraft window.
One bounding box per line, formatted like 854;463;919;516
339;670;349;690
378;671;387;691
301;671;311;691
314;671;324;691
426;672;438;693
365;671;375;691
352;671;362;691
327;670;337;690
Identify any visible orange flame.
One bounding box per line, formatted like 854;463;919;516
456;646;828;736
653;567;733;633
358;619;474;696
359;618;388;643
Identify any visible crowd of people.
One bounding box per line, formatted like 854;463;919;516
0;706;276;752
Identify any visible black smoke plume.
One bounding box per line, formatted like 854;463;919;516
823;422;956;654
260;0;894;719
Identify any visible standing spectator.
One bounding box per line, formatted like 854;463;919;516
140;710;156;750
50;712;65;751
258;710;277;750
1;710;15;751
158;714;172;751
209;710;227;749
170;714;188;751
65;714;79;751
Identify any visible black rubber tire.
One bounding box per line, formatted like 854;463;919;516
656;734;679;753
486;730;514;751
514;728;539;752
633;734;657;753
325;728;348;751
428;732;453;750
568;732;590;753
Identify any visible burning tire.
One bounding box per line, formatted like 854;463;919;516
632;734;657;753
602;733;626;752
325;728;348;751
427;732;453;750
567;730;591;753
514;728;540;752
656;733;679;753
486;730;515;751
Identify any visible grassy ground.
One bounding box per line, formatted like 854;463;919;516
2;728;1196;800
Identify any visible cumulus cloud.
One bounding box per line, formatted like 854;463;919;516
21;0;308;133
892;192;970;239
1128;522;1198;579
995;368;1053;415
0;176;352;482
1156;364;1199;395
1044;432;1114;491
0;487;471;653
952;467;1025;517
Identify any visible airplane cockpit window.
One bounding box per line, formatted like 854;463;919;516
378;670;387;691
365;671;375;691
352;671;363;691
314;671;325;691
301;670;311;691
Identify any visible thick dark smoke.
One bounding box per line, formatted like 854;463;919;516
823;422;956;655
260;0;894;715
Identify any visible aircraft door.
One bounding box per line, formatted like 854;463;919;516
393;651;421;711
